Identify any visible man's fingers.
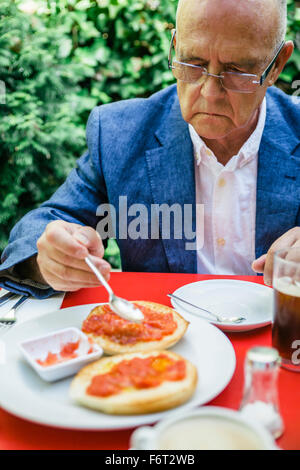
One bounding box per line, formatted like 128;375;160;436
36;220;111;293
264;251;279;287
46;246;109;274
40;267;93;292
42;221;89;259
73;226;104;258
263;228;300;286
40;256;110;289
44;256;110;284
286;239;300;263
251;254;267;273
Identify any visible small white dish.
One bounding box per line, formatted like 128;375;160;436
170;279;273;332
19;327;103;382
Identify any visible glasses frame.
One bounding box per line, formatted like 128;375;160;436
168;29;285;93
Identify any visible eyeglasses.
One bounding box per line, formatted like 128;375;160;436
168;30;285;93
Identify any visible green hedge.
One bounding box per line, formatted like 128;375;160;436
0;0;299;269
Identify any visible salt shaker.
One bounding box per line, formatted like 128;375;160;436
239;346;284;439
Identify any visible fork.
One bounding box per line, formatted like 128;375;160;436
0;295;29;325
0;291;18;307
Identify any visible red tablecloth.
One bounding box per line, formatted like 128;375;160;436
0;273;299;450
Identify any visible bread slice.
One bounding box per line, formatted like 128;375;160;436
70;350;198;415
81;301;189;355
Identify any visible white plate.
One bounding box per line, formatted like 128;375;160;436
170;279;273;332
0;303;236;430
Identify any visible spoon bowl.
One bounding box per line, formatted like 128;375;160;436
109;294;144;323
85;256;144;323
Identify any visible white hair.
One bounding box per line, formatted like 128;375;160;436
275;0;287;51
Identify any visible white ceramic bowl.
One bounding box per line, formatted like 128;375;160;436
19;327;103;382
130;406;278;450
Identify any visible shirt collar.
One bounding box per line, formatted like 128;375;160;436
189;96;267;169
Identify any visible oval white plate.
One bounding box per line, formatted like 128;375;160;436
170;280;273;332
0;303;235;430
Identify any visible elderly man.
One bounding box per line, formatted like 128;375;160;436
0;0;299;298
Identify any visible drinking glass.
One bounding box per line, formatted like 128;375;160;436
272;247;300;372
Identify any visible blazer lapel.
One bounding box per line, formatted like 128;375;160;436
255;96;300;257
145;95;197;273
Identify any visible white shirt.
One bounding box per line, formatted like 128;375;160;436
189;97;267;275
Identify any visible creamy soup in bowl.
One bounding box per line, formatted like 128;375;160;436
130;407;278;450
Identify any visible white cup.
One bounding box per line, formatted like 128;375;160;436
130;407;278;450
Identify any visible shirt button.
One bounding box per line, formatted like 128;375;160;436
218;177;226;187
205;148;213;157
217;238;226;246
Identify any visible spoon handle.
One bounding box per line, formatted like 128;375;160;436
85;256;113;297
167;293;219;320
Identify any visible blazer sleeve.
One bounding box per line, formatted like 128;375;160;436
0;106;108;299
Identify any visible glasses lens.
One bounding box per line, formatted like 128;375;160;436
222;72;260;93
172;61;205;83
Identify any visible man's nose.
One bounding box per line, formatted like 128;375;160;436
199;72;225;99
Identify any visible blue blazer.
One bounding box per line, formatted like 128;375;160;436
0;84;299;298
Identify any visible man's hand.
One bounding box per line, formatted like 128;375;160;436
36;220;111;292
252;227;300;286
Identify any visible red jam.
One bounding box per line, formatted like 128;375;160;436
86;354;186;397
36;338;94;367
82;304;177;345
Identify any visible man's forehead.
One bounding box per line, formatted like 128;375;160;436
176;0;278;51
176;0;278;25
176;35;268;69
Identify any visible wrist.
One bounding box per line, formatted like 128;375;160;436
15;255;48;285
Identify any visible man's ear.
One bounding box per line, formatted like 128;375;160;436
172;28;177;48
267;40;294;86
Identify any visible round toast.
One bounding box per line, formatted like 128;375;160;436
81;301;189;355
70;350;198;415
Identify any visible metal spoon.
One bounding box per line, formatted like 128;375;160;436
168;293;246;324
85;256;144;323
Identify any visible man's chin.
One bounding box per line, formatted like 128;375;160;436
191;121;234;140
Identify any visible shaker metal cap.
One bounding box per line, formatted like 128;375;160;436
246;347;280;367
